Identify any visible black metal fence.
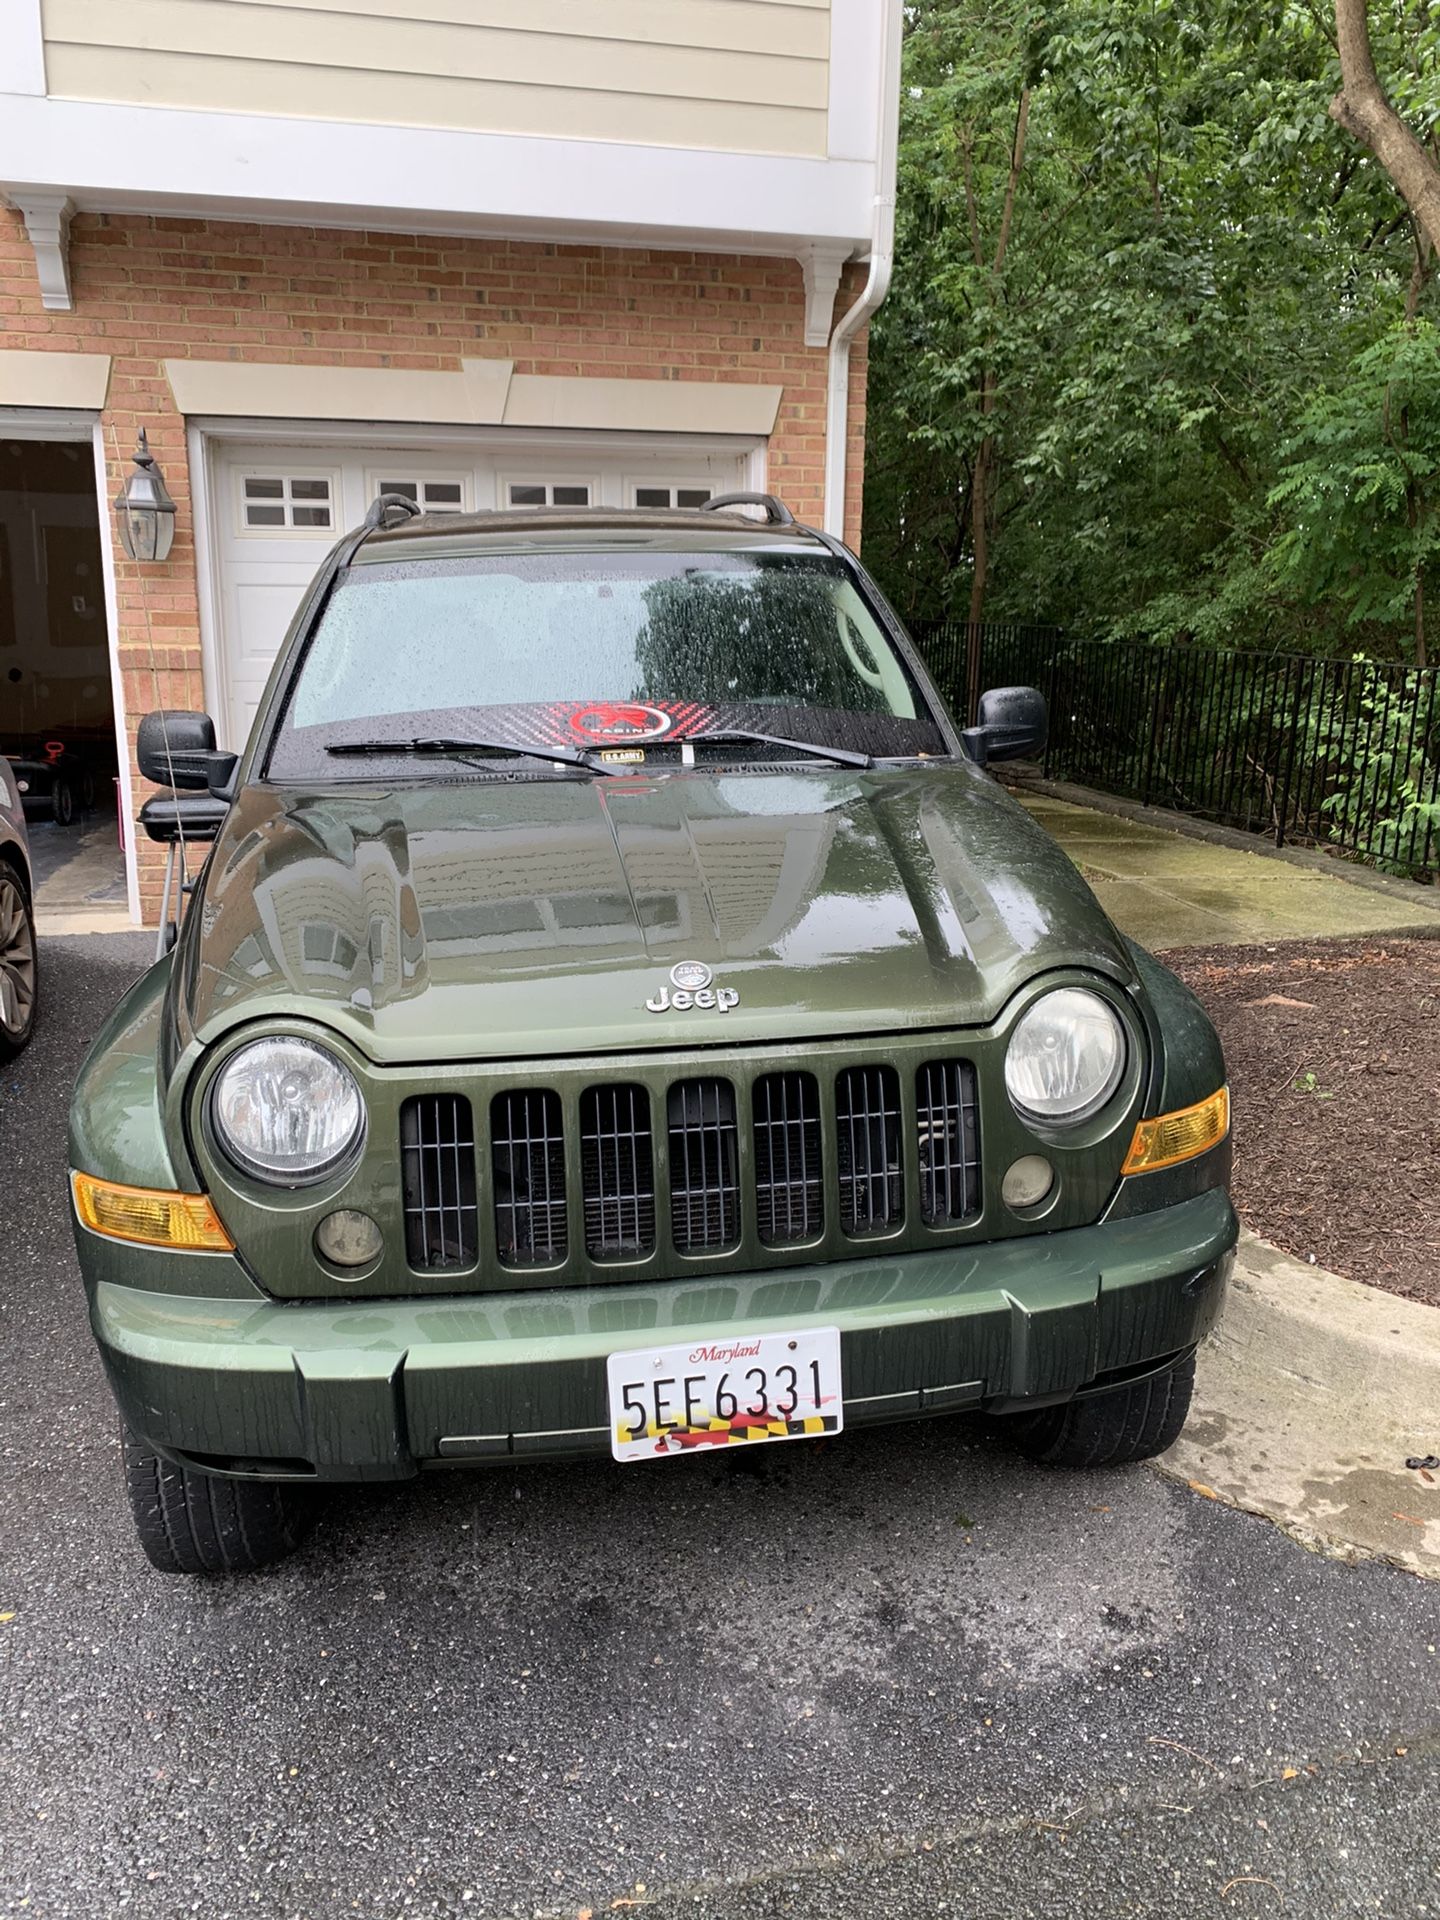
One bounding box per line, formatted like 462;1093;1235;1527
911;622;1440;877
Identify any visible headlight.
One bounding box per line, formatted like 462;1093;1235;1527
1005;988;1126;1125
210;1037;365;1184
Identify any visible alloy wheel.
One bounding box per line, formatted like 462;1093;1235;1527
0;873;36;1043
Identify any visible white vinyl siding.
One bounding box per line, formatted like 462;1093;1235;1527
41;0;829;157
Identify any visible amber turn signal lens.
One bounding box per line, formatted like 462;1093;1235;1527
1121;1087;1229;1177
71;1171;234;1251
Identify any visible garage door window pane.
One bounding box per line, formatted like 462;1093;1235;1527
635;487;669;508
678;488;712;508
243;474;333;531
376;479;465;512
552;485;590;507
509;484;547;507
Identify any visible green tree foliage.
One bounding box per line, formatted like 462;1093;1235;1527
865;0;1440;661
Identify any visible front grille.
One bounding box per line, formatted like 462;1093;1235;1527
395;1050;986;1283
916;1060;981;1224
754;1070;823;1244
581;1083;656;1259
491;1089;567;1266
668;1078;740;1253
400;1094;478;1270
835;1065;904;1236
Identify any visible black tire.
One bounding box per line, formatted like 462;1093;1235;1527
0;866;37;1061
50;775;75;827
121;1424;317;1575
1000;1353;1195;1469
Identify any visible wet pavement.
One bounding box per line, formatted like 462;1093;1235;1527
1016;789;1440;951
1;935;1437;1920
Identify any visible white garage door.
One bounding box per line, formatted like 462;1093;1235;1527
208;437;748;752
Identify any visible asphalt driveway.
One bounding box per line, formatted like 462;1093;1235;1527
1;936;1437;1920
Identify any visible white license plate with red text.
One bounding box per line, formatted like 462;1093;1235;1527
606;1327;843;1463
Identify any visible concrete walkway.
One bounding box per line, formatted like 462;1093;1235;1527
1160;1234;1440;1580
1017;788;1440;949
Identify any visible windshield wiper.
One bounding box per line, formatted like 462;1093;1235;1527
325;736;626;777
680;728;873;770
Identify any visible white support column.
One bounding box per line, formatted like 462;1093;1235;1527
15;191;74;310
799;243;850;349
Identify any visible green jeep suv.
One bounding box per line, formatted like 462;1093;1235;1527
70;492;1235;1574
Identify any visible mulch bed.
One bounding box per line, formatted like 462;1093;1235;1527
1165;938;1440;1308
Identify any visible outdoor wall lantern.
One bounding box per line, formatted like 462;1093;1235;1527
113;429;177;563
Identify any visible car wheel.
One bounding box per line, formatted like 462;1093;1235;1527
998;1353;1195;1469
121;1424;318;1575
0;868;37;1060
51;776;76;827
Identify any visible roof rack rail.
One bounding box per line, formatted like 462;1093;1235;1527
698;491;794;527
365;492;424;530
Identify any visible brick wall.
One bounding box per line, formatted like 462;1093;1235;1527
0;209;869;921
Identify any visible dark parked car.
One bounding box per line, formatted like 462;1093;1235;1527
0;755;37;1059
70;492;1236;1574
5;746;92;826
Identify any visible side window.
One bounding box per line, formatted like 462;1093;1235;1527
371;476;469;514
632;484;713;509
505;480;592;508
240;474;336;532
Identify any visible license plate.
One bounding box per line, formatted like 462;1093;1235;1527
606;1326;843;1463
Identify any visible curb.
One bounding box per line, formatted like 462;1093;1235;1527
1156;1231;1440;1579
1007;772;1440;925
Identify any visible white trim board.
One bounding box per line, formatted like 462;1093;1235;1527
0;95;874;254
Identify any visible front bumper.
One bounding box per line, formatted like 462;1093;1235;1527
90;1190;1236;1481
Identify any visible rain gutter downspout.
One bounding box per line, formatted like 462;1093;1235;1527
822;0;904;537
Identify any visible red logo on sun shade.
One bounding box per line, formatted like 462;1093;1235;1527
567;703;674;743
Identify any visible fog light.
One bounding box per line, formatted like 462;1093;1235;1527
315;1209;383;1267
1002;1155;1054;1210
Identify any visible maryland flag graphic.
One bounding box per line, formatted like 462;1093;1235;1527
620;1409;841;1456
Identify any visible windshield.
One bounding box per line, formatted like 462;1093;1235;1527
268;549;947;775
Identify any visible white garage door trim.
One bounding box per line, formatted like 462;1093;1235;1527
189;419;765;752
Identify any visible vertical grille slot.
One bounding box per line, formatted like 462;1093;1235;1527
400;1094;478;1271
753;1071;823;1245
835;1065;903;1236
916;1060;981;1225
668;1078;741;1253
491;1089;567;1266
581;1084;655;1259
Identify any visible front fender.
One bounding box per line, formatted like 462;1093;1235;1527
68;954;199;1191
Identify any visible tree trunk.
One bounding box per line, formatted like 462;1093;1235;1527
1330;0;1440;258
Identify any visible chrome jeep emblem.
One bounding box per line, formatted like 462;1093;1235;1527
646;960;738;1014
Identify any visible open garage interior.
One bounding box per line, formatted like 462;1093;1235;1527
0;433;127;923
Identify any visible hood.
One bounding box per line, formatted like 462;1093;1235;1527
175;768;1138;1063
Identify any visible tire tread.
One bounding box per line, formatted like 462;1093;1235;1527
1005;1354;1195;1469
121;1425;314;1575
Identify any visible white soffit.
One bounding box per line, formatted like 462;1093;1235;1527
0;346;111;408
164;358;782;437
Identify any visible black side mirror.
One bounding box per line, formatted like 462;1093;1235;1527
136;710;238;800
961;685;1047;766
